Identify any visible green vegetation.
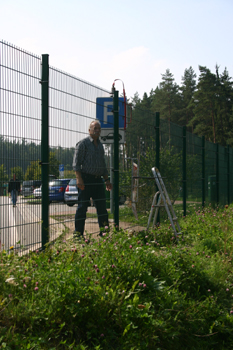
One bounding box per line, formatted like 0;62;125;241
127;65;233;148
24;152;61;181
0;136;74;181
0;164;8;183
1;204;233;349
118;202;201;227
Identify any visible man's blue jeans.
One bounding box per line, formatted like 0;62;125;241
11;189;18;206
75;174;109;236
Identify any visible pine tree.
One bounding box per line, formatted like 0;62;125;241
179;67;197;129
151;69;181;123
218;67;233;146
188;66;218;143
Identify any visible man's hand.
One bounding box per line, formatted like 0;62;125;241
105;180;112;191
75;171;85;190
76;178;85;190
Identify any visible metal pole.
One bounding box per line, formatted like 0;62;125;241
155;112;160;224
41;54;49;249
183;126;186;216
155;112;160;169
110;144;114;213
216;143;219;205
202;136;205;208
113;88;119;227
227;145;230;205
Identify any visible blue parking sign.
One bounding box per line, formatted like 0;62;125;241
59;164;64;172
96;97;125;129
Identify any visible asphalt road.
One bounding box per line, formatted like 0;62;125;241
0;196;73;252
0;196;115;252
0;196;141;252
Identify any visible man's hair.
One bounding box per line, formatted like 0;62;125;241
89;120;101;130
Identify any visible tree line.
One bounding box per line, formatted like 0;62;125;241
0;137;75;182
1;64;232;183
128;65;233;148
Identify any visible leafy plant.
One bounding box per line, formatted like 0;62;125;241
1;205;233;349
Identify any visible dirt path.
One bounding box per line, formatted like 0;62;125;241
62;217;146;240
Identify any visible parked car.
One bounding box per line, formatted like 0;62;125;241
64;178;78;206
101;133;122;142
33;186;42;199
22;180;42;197
49;179;71;203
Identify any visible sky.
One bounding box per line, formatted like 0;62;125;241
1;0;233;100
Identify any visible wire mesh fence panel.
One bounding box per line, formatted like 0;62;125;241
120;105;157;231
219;145;228;205
205;141;217;205
161;120;183;202
230;147;233;204
186;132;202;204
0;41;42;253
158;120;184;221
121;110;185;231
48;67;111;241
1;40;233;251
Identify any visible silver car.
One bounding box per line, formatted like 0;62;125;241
64;178;78;206
33;186;42;199
22;180;42;197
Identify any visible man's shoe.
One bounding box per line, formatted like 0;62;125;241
73;232;83;241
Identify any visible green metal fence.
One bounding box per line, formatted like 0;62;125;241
0;42;113;252
45;59;112;246
0;41;42;253
1;40;233;253
120;104;233;232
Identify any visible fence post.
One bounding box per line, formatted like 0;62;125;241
113;88;119;228
227;145;230;205
41;54;49;249
183;126;186;216
216;143;219;205
155;112;160;224
202;136;205;208
155;112;160;170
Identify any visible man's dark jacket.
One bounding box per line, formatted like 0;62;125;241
8;179;21;193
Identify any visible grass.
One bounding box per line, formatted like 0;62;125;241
1;204;233;349
117;202;201;227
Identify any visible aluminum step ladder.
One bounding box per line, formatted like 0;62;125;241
147;167;182;239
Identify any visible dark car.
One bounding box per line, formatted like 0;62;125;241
22;180;42;197
49;179;71;203
64;178;78;206
101;133;122;142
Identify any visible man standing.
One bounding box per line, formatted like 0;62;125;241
73;120;112;238
8;174;21;207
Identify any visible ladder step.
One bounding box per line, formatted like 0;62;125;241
147;167;182;239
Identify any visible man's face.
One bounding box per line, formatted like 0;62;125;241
89;122;101;140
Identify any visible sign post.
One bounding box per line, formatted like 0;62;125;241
113;89;119;227
96;96;125;219
59;164;64;178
